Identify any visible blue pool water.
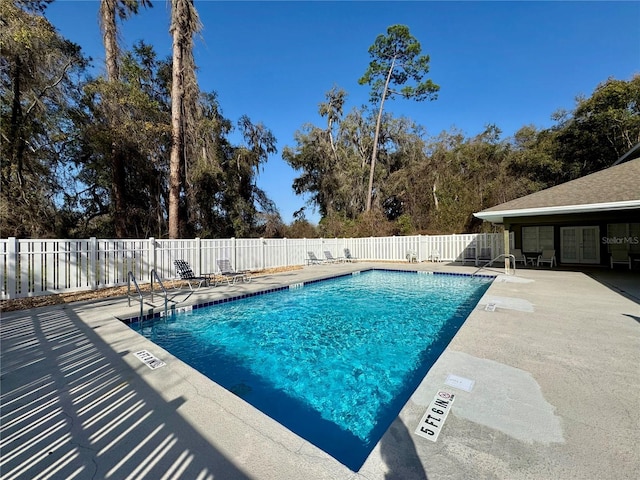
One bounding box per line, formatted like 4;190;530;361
129;270;493;470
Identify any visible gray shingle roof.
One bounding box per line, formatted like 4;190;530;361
475;158;640;222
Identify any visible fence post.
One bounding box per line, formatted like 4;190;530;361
149;237;157;279
7;237;17;299
232;237;236;271
284;237;288;268
89;237;97;291
195;237;201;275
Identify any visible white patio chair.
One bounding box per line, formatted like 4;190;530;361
462;247;476;265
343;248;358;262
216;259;251;285
324;251;343;263
512;248;527;266
537;249;557;268
610;250;631;270
306;251;325;265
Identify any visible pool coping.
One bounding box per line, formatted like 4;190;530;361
1;262;638;480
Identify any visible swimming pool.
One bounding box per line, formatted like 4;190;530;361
129;269;493;470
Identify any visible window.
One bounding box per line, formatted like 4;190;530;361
607;223;640;253
522;226;554;252
631;223;640;253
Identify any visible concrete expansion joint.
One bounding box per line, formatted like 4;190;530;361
178;374;249;415
289;441;332;463
178;372;205;398
73;443;100;479
179;374;288;448
352;469;376;480
59;414;100;478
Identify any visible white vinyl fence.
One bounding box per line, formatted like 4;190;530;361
0;233;510;299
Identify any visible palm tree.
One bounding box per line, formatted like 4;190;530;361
168;0;200;238
99;0;152;237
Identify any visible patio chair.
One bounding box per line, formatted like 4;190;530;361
216;259;251;285
343;248;358;262
462;247;476;265
478;247;493;266
429;250;441;262
306;251;325;265
610;250;631;270
512;248;527;266
406;250;418;263
537;249;557;268
173;259;214;290
324;250;343;263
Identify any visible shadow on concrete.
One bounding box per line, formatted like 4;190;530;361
623;314;640;324
586;269;640;307
379;417;428;480
0;307;251;479
499;264;640;308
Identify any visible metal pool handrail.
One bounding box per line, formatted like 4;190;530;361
128;269;172;320
127;271;145;320
472;253;516;276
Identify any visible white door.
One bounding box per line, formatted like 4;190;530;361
560;226;600;264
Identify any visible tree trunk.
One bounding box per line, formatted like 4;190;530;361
9;56;23;182
168;3;184;239
101;0;119;81
100;0;127;237
432;180;439;210
365;58;395;212
112;148;127;237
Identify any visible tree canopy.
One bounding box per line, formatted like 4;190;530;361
2;6;638;239
1;0;281;239
285;75;640;237
358;24;439;212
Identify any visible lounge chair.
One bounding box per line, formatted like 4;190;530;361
512;248;527;266
462;247;476;265
610;250;631;270
343;248;358;262
306;251;325;265
324;251;343;263
216;259;251;285
173;259;214;290
537;249;556;268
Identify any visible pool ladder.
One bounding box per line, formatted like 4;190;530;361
472;254;516;277
127;270;176;320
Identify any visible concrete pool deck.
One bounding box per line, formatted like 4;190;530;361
1;263;638;479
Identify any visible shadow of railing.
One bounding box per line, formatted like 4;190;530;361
0;307;251;479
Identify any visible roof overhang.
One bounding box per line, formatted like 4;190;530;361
474;200;640;224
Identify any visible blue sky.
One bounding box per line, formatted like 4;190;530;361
45;1;640;224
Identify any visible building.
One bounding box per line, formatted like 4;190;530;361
474;145;640;269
